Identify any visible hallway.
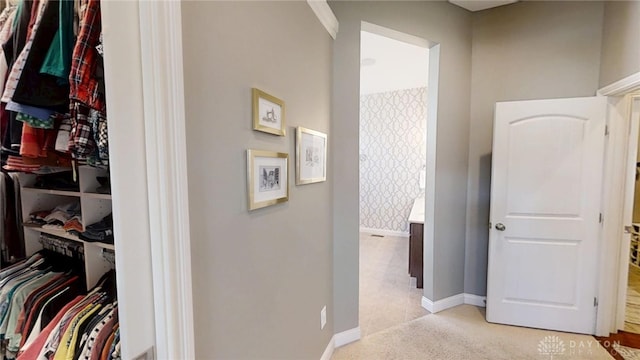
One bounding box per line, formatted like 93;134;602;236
359;233;428;337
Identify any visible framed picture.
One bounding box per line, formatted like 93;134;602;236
252;88;286;136
247;150;289;210
296;127;327;185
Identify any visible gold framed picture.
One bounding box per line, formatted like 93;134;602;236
252;88;286;136
247;149;289;210
296;127;327;185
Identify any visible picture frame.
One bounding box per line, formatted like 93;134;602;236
247;149;289;210
252;88;286;136
296;127;327;185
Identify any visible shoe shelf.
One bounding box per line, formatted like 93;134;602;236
19;165;114;289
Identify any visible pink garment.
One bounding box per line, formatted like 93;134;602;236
17;295;84;360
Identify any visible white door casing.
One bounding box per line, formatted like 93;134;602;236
486;96;607;334
616;97;640;329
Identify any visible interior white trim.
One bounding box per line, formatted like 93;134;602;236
422;294;465;313
362;21;433;48
334;327;362;347
307;0;338;39
464;293;487;307
138;1;196;358
423;44;441;303
320;336;335;360
359;227;410;238
597;95;633;336
598;71;640;97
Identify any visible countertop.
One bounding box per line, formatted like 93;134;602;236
408;197;425;224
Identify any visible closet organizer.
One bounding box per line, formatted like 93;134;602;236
0;1;122;359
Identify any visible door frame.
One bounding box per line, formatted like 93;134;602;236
103;1;196;358
596;73;640;336
615;96;640;329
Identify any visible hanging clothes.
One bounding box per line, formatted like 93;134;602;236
1;0;36;155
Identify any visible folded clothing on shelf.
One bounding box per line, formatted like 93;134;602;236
3;156;41;172
79;213;113;244
27;202;82;233
33;171;79;191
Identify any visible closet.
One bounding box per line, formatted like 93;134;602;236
0;0;139;359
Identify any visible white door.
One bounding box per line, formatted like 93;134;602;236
486;96;607;334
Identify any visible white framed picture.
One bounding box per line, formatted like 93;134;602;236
252;88;285;136
247;149;289;210
296;127;327;185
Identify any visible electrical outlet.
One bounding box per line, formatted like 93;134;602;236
321;306;327;330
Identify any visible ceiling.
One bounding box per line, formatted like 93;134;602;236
360;31;429;95
448;0;518;12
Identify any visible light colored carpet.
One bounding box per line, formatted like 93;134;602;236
359;233;428;338
332;305;614;360
614;343;640;360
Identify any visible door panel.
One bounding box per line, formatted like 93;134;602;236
487;96;607;334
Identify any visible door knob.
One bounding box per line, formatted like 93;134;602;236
495;223;506;231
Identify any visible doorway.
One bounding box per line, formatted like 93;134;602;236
617;96;640;334
358;24;430;337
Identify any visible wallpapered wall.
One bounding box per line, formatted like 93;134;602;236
359;87;427;234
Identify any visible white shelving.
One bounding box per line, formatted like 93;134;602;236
19;166;114;289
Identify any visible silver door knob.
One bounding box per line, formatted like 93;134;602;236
495;223;506;231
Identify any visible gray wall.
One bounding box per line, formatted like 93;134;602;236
465;1;604;296
181;2;333;358
330;1;472;333
599;0;640;88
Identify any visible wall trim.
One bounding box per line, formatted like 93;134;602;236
320;336;335;360
598;71;640;96
359;227;410;238
138;1;195;359
464;293;487;307
422;294;464;313
307;0;338;39
335;326;361;347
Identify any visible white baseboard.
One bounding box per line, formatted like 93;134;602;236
320;327;361;360
334;327;361;347
422;294;464;313
464;293;487;307
360;227;409;238
320;336;335;360
421;293;486;313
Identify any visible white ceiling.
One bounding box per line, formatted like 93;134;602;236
448;0;518;12
360;31;429;95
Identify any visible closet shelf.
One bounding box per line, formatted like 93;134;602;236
22;187;81;197
23;223;115;251
82;192;112;200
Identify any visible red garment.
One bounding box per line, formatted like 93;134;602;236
13;273;66;341
19;123;46;158
69;0;104;112
89;317;116;360
3;155;40;172
17;295;84;360
17;276;80;348
97;325;117;360
63;218;83;233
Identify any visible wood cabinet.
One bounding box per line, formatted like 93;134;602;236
409;222;424;288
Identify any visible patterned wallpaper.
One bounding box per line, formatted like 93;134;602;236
360;87;427;234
